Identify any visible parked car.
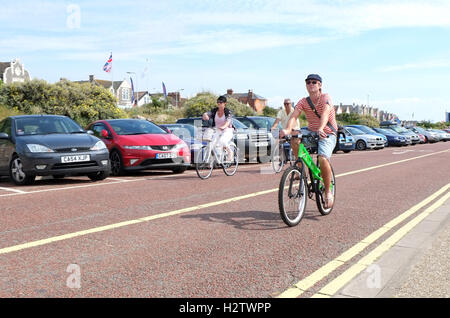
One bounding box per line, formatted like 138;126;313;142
344;126;385;150
428;129;450;142
235;116;282;132
407;126;439;143
346;124;388;147
0;115;110;185
379;123;420;145
159;123;205;164
333;127;356;153
372;127;408;147
176;117;271;163
87;119;190;175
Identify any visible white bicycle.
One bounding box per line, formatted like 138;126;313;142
195;128;239;179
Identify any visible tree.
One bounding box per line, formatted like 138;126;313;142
184;92;255;117
262;106;278;117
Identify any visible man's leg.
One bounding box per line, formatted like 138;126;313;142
317;134;336;208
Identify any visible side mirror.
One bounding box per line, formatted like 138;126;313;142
0;133;9;139
101;129;111;139
86;130;94;135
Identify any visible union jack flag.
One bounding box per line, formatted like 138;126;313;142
103;53;112;73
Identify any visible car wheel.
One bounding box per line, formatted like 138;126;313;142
88;170;109;181
110;150;124;176
10;155;35;185
343;150;351;153
172;167;187;174
356;140;366;150
52;174;65;179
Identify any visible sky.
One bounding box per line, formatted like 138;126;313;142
1;0;450;122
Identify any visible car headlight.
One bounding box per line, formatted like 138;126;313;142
90;141;107;151
123;145;153;150
27;144;54;153
173;142;189;151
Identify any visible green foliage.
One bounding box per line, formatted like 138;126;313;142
184;92;255;117
336;113;379;127
417;121;447;129
0;79;127;127
0;103;23;120
262;106;278;117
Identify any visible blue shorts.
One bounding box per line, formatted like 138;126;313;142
318;134;336;160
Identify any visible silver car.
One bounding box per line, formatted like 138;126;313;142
344;126;385;150
408;126;439;143
428;129;450;142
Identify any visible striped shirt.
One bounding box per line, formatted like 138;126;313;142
295;93;338;135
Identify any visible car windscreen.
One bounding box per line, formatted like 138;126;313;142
378;128;397;135
390;126;407;133
15;117;84;136
412;127;425;133
232;119;249;129
250;118;271;130
109;120;167;135
166;125;196;139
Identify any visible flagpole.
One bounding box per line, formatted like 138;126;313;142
110;52;114;96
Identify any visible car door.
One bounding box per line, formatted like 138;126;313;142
0;118;14;172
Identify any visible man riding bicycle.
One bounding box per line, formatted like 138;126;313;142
271;98;301;159
280;74;338;209
202;95;234;161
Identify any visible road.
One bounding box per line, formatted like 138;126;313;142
0;142;449;297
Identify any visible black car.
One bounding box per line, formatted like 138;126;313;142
372;128;408;147
0;115;110;185
175;117;271;163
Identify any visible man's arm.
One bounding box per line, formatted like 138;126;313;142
280;107;301;137
271;118;281;130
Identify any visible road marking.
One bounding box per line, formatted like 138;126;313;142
0;149;448;257
276;183;450;298
0;186;27;194
312;190;450;298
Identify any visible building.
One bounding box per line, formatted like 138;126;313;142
225;89;267;113
75;75;133;108
0;59;31;84
136;91;151;106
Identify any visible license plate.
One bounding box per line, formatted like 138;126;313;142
61;155;90;163
255;142;268;147
345;143;352;146
155;153;177;159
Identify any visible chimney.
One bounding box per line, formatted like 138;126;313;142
248;89;253;100
89;75;94;83
227;89;233;95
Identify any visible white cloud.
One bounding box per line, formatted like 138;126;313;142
378;60;450;72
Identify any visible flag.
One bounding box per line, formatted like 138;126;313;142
395;117;401;124
162;82;167;99
130;77;136;106
103;53;112;73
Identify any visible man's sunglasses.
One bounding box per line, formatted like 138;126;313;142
306;80;318;85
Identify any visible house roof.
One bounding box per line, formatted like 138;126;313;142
225;92;267;101
75;79;123;91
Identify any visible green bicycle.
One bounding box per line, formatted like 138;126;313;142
278;132;336;227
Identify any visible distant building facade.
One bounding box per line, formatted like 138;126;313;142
225;89;267;113
0;59;31;84
75;75;133;108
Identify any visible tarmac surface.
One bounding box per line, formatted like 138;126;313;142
333;196;450;298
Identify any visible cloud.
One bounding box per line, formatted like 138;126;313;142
378;60;450;72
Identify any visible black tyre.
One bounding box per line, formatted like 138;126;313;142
195;146;214;179
356;140;366;150
222;143;239;176
88;170;109;181
172;166;187;174
315;161;336;216
271;142;286;173
343;150;351;153
110;150;124;176
278;165;308;227
52;174;65;179
9;155;35;185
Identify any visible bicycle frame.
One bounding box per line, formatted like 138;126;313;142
294;142;334;192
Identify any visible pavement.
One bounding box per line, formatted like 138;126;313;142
333;195;450;298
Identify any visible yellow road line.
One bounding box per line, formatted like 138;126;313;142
0;149;448;259
276;183;450;298
313;191;450;297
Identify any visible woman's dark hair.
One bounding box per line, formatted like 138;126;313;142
217;95;227;103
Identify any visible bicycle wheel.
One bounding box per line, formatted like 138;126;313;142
195;146;214;179
271;142;286;173
278;165;308;227
315;161;336;215
222;143;239;176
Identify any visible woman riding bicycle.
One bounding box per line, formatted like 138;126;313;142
280;74;338;209
202;95;234;161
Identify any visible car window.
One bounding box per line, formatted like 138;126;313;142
0;118;11;135
237;118;255;129
92;123;110;138
108;120;167;135
15;117;83;135
346;127;365;135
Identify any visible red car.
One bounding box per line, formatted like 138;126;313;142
87;119;190;175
